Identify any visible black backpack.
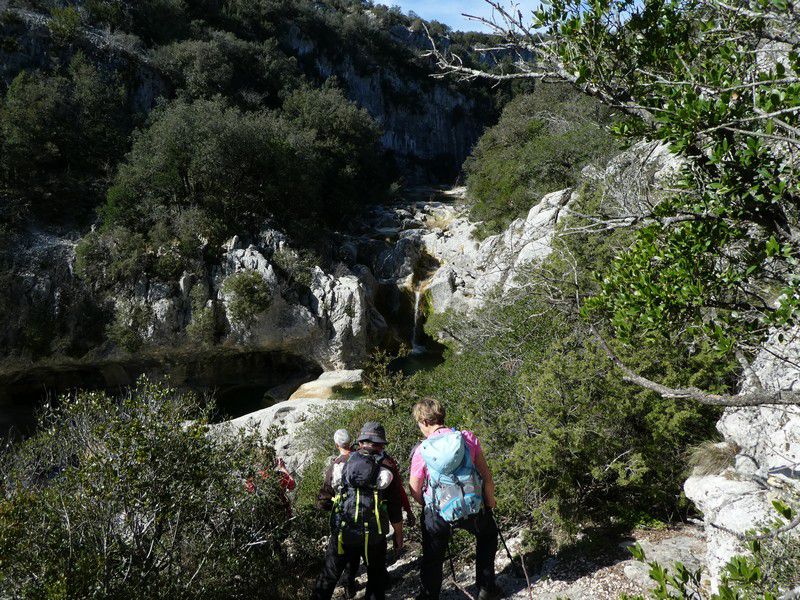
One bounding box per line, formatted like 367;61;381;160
332;450;390;551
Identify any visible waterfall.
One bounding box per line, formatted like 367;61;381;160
411;289;426;355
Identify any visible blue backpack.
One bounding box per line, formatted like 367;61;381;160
420;429;483;522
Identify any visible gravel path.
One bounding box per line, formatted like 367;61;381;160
336;524;706;600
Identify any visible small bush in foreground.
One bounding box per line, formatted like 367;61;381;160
0;378;310;599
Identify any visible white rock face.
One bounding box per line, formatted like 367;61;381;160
404;141;681;316
396;188;574;315
594;140;682;218
308;268;371;368
118;228;379;370
217;246;374;370
685;328;800;588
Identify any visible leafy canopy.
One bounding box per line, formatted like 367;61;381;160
529;0;800;352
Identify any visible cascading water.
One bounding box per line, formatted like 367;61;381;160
411;288;426;355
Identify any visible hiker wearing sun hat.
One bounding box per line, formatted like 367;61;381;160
312;421;406;600
355;422;414;525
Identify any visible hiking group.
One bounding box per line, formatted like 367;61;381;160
312;398;501;600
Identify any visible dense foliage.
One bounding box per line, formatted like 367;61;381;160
464;82;619;236
0;379;313;598
0;52;130;221
524;0;800;355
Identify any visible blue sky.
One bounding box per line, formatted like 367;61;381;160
388;1;540;32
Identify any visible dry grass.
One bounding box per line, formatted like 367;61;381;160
425;211;455;231
687;440;741;476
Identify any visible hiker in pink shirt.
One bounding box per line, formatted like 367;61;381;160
408;398;500;600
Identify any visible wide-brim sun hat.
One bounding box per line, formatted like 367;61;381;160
356;421;388;445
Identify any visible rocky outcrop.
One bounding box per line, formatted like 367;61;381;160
0;226;108;359
420;187;574;314
212;370;362;474
685;328;800;589
1;8;167;113
352;141;682;319
119;231;385;371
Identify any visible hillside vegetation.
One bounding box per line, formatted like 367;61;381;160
464;83;620;236
2;0;799;597
0;0;511;362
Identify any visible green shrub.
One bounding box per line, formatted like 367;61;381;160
222;270;273;328
186;305;217;346
106;299;150;352
623;508;800;600
0;54;129;220
280;82;388;225
152;33;299;106
0;378;309;598
48;6;82;42
464;82;619;237
271;247;318;288
75;228;150;290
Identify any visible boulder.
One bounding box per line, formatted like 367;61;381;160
684;327;800;589
621;529;706;589
212;370;363;474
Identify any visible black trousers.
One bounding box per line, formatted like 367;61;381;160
345;554;360;588
420;507;498;598
311;535;387;600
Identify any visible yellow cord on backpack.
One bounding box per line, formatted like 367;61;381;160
373;490;382;535
354;489;360;522
364;528;369;565
337;530;344;555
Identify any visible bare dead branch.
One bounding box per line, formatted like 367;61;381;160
590;325;800;406
709;512;800;541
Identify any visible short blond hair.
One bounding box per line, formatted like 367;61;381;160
412;397;446;426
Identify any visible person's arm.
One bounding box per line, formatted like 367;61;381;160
392;520;404;550
408;448;426;506
409;475;425;506
383;468;405;549
474;449;496;509
399;480;412;513
315;463;335;511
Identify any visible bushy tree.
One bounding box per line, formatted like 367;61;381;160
0;53;129;220
464;83;619;236
0;378;311;598
281;82;388;221
101;96;309;234
152;33;299;106
222;270;274;328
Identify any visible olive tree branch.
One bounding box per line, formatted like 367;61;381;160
590;325;800;406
